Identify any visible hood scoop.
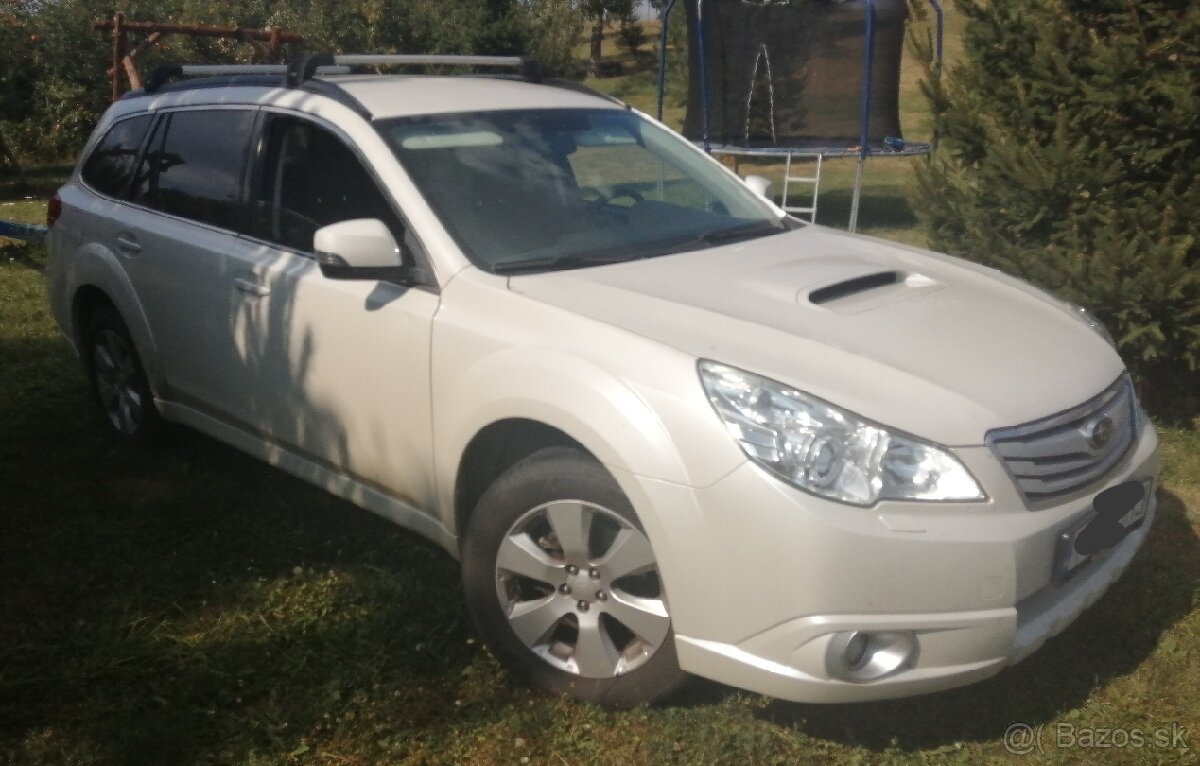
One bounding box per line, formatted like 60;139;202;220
804;269;942;315
808;270;903;304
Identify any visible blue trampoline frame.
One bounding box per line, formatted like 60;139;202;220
656;0;944;231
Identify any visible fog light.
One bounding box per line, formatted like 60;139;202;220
843;631;870;671
826;630;918;682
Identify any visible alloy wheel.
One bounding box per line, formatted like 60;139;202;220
495;499;671;678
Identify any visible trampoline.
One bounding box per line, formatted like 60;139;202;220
656;0;943;230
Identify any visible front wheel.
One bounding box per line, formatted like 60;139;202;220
461;446;687;707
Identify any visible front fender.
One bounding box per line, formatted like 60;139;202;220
435;346;696;525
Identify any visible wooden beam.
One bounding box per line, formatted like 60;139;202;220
107;31;163;78
267;26;283;64
122;53;142;90
110;12;125;102
91;19;303;44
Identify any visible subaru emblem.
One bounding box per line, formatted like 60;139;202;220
1087;415;1115;450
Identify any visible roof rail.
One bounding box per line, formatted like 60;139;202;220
138;54;577;119
285;53;543;86
145;63;349;92
147;54;545;94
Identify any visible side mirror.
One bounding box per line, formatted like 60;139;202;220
314;218;430;286
742;175;772;200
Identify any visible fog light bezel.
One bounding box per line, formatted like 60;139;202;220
826;630;918;682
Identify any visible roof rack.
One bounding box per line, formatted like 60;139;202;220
144;64;349;92
285;53;543;87
138;53;621;117
146;54;543;93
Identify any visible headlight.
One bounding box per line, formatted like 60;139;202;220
698;361;985;506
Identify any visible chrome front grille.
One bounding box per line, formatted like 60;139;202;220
987;375;1138;507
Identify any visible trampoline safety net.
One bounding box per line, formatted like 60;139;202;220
683;0;908;151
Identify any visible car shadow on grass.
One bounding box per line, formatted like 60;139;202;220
0;359;486;763
0;243;47;275
745;487;1199;751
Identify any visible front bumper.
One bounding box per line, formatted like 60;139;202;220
614;421;1159;703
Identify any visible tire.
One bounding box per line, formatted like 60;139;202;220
462;446;688;707
83;305;161;444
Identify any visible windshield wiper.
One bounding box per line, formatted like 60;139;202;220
700;221;787;245
490;222;787;275
489;251;639;275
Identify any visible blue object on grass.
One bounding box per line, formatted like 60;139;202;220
0;218;47;242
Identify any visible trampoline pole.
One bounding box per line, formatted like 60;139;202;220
928;0;944;63
696;0;711;153
656;0;677;121
849;0;877;233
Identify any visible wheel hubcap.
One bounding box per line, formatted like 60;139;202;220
495;500;670;679
93;329;143;435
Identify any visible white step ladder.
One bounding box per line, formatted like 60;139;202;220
779;152;823;224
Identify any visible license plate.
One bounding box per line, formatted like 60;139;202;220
1053;480;1152;582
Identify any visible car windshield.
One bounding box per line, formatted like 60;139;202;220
377;108;789;273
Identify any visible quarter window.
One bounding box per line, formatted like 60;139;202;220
80;115;153;198
131;110;256;232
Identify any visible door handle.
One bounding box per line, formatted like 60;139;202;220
233;277;270;297
114;234;142;254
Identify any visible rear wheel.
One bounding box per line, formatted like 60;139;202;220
462;446;687;707
84;306;160;443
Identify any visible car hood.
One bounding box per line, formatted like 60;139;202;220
507;226;1125;446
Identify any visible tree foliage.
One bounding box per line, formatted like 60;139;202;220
519;0;586;79
918;0;1199;413
616;8;645;58
580;0;632;74
0;0;584;160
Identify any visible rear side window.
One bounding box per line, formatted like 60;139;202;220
131;109;256;232
81;115;153;198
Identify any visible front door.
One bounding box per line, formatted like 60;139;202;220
236;113;440;511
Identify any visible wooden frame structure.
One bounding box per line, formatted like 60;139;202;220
92;14;304;101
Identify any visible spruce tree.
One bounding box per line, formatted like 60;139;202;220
918;0;1199;417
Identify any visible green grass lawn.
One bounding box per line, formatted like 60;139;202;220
2;9;1199;765
2;243;1198;764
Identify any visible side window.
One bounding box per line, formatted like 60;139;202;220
80;115;153;198
130;109;256;232
252;116;397;252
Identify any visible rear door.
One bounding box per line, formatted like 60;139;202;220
120;107;266;419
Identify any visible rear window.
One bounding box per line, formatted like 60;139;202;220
131;109;256;232
80;115;153;198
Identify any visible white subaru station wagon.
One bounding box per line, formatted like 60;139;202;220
44;55;1160;707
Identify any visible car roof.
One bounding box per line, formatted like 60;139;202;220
332;76;624;119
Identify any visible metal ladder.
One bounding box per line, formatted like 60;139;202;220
779;152;823;224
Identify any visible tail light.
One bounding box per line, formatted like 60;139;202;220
47;194;63;228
